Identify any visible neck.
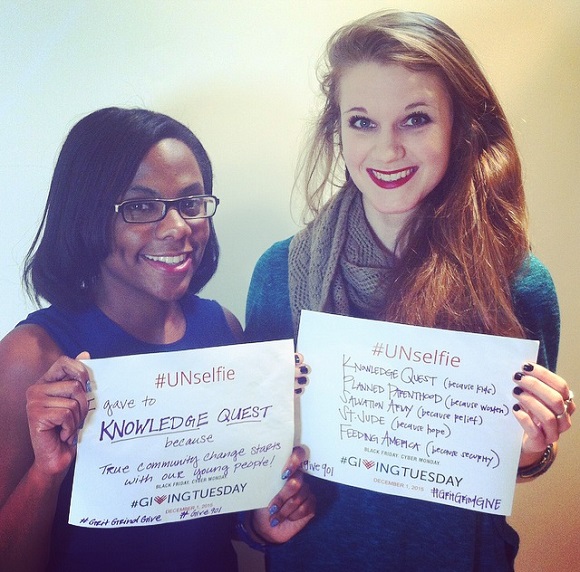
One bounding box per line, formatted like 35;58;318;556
362;205;413;256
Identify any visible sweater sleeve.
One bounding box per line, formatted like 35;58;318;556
244;238;295;343
512;254;560;371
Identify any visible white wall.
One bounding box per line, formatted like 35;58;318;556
1;2;578;570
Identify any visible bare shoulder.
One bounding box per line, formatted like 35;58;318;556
0;324;62;390
221;306;243;343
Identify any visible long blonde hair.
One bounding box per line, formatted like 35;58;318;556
299;10;529;337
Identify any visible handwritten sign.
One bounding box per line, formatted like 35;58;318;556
69;339;295;528
297;311;539;515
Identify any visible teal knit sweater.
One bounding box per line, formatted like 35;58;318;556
245;237;560;572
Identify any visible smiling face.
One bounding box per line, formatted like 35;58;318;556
97;138;210;312
339;62;453;247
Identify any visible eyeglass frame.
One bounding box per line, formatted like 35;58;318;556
114;195;220;224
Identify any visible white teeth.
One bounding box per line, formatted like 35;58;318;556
145;254;187;265
372;168;413;182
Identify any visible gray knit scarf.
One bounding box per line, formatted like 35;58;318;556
288;186;396;334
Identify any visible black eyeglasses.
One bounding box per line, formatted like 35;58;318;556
114;195;219;224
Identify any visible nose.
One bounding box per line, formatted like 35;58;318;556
373;129;405;162
155;205;192;240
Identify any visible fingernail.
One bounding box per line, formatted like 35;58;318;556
297;376;308;385
86;380;92;393
269;505;279;515
299;366;309;374
513;403;521;412
294;388;303;395
295;354;300;364
281;469;291;480
270;518;280;527
523;363;534;372
513;386;524;396
514;372;524;381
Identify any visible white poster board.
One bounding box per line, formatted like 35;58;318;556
69;339;295;528
297;311;538;515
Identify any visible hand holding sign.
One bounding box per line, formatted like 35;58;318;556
25;352;92;476
251;445;316;544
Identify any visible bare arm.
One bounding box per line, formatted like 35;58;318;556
222;306;244;343
0;325;90;571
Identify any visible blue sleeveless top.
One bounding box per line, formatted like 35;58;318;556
20;294;239;572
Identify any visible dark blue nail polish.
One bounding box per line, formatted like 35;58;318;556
513;386;524;395
270;518;280;527
281;469;291;480
513;403;521;412
294;388;303;394
523;363;534;372
269;505;279;515
514;372;523;381
297;376;308;385
295;354;300;364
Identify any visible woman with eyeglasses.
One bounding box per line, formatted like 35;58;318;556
0;107;314;571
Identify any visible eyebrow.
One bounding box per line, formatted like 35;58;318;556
124;182;205;198
342;101;432;115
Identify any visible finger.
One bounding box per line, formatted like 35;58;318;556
294;353;310;394
38;355;91;387
36;401;83;444
280;476;315;523
251;489;315;544
27;383;88;442
562;388;576;417
32;378;89;421
512;402;551;450
285;490;316;522
295;362;311;376
264;447;307;525
280;446;306;480
28;404;77;448
512;389;570;445
516;363;569;397
268;450;306;520
514;368;571;420
268;472;306;525
43;354;92;411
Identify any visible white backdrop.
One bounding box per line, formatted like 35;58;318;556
0;3;579;569
1;1;577;334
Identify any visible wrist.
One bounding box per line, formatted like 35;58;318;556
518;443;556;480
29;461;68;489
236;514;269;552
